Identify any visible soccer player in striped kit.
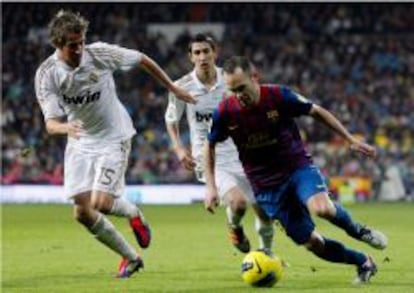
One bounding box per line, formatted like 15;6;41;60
205;56;387;284
35;10;195;278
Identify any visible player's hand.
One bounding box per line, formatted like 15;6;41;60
67;120;84;139
204;188;219;214
175;146;196;170
171;85;197;104
349;139;377;158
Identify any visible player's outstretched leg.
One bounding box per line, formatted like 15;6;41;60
308;193;387;250
110;197;151;248
117;255;144;278
329;202;387;250
75;194;145;278
226;206;250;253
304;232;378;284
81;211;145;277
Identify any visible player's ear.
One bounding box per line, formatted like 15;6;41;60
188;51;195;64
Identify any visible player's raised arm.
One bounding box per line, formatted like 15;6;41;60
309;104;377;158
139;54;196;104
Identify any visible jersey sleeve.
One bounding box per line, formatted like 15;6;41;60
164;88;186;124
279;85;313;117
88;42;143;71
207;104;229;144
34;67;65;120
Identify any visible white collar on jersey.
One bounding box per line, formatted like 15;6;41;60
191;66;223;92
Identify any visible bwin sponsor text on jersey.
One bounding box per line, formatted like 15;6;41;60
195;111;212;122
63;91;101;105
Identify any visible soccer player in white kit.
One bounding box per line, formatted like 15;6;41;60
34;10;195;278
164;34;274;253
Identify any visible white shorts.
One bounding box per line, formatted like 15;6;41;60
215;168;256;204
64;140;131;198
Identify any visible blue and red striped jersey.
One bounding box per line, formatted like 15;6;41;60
208;84;313;192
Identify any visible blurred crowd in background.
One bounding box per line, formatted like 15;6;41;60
2;3;413;200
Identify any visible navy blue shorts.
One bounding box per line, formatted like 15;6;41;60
255;165;328;245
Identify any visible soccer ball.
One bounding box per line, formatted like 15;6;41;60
241;249;283;287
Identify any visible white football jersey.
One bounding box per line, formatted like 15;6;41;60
35;42;139;150
165;67;244;181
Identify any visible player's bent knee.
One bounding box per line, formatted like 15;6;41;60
304;232;324;254
308;194;335;219
226;193;248;212
90;200;104;212
73;205;95;226
90;192;114;213
232;200;247;212
314;206;335;219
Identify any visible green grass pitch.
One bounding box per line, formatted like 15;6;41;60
2;202;414;293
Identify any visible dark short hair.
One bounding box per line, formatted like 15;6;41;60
223;56;253;74
188;33;216;53
48;10;89;48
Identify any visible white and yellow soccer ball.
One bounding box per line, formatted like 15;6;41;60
241;249;284;287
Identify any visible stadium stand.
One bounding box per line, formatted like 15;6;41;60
2;3;413;200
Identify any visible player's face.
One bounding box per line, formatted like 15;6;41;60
59;32;85;68
225;67;260;107
189;42;217;72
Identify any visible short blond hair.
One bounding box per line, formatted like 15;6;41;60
48;10;89;48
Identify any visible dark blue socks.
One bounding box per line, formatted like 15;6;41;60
315;237;366;266
329;202;362;239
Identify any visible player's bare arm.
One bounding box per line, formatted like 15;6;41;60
309;104;376;158
166;122;196;170
139;55;196;104
45;118;84;139
203;141;219;213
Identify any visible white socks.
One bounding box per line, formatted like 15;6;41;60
255;217;275;251
110;197;144;220
89;213;138;260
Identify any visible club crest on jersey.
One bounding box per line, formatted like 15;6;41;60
89;72;99;83
63;91;101;105
267;110;279;120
